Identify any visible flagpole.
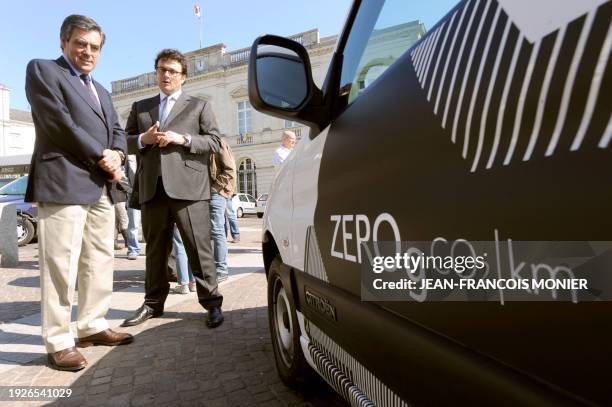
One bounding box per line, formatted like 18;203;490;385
199;15;202;49
194;3;203;49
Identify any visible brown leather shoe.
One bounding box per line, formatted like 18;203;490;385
47;347;87;371
78;329;134;347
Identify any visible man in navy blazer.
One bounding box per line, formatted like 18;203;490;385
25;14;133;371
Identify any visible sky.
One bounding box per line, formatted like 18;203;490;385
0;0;458;112
1;0;353;111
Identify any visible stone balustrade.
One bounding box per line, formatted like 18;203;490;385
230;127;307;148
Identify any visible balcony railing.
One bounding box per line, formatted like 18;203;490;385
236;134;253;145
229;127;308;148
229;48;250;64
289;34;304;44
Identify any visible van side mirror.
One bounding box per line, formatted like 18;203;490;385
255;44;308;109
248;35;327;132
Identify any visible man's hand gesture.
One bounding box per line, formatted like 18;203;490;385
141;121;163;145
158;131;187;147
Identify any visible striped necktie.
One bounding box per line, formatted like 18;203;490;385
80;74;101;110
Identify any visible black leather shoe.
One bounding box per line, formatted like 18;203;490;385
121;304;163;327
206;307;224;328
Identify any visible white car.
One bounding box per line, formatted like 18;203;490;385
256;193;268;218
231;193;257;218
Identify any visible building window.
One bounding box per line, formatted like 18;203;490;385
196;57;208;72
238;158;257;198
284;120;300;128
283;121;304;140
237;101;252;135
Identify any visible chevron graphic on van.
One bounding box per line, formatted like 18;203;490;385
410;0;611;172
305;226;330;282
306;320;408;407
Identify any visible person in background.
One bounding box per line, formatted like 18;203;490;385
114;172;129;250
209;138;237;281
170;225;195;293
272;130;296;169
125;154;142;260
225;199;240;243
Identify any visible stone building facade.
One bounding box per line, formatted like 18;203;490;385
0;85;35;178
0;84;35;158
111;29;336;199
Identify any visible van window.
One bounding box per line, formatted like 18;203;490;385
339;0;458;106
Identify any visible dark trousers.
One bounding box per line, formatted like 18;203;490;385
141;180;222;311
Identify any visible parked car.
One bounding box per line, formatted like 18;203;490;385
256;193;268;218
231;193;257;218
249;0;611;405
0;175;37;246
0;178;16;188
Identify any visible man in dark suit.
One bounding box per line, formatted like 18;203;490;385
25;15;133;371
121;49;224;328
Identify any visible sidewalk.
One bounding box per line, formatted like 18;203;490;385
0;218;346;406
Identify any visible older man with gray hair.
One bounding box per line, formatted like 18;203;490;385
26;14;132;371
273;130;296;169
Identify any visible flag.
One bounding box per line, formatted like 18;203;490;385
194;4;201;18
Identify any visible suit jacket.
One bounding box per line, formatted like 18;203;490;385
25;57;127;205
125;92;221;203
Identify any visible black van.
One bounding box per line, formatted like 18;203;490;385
248;0;611;405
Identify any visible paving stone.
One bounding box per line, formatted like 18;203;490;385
90;375;112;386
228;388;256;402
254;391;277;402
201;387;225;401
59;396;87;406
133;384;154;395
179;389;203;402
111;375;133;386
88;383;110;395
134;374;153;385
275;390;305;405
258;400;284;407
153;390;179;404
222;377;246;392
176;379;199;392
131;393;156;406
108;392;132;406
205;396;230;407
92;367;114;378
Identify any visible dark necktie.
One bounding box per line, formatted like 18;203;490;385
80;74;102;111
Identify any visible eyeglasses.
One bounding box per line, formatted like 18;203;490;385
156;67;182;76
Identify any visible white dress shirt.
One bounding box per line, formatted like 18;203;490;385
273;145;292;168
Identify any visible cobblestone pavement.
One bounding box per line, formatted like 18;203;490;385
0;216;347;406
